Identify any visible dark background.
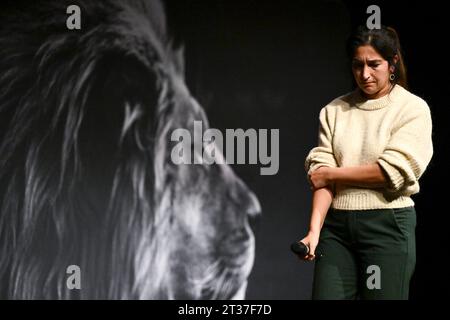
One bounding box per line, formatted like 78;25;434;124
164;0;448;299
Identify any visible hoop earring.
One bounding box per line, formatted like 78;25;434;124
389;73;395;81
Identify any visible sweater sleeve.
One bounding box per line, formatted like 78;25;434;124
377;101;433;194
305;106;338;175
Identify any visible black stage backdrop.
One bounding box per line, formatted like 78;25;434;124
165;0;448;300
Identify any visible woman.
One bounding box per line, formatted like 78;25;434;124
298;25;433;299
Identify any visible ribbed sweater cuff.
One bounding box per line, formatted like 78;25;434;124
377;158;405;192
307;163;334;175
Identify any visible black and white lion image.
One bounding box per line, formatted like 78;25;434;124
0;0;260;299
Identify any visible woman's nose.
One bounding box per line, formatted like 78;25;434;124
362;66;371;80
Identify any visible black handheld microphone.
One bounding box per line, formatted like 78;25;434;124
290;241;323;258
290;241;309;256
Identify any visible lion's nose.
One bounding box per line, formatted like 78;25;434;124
234;177;261;234
230;172;261;221
245;189;261;237
234;176;261;218
245;190;261;218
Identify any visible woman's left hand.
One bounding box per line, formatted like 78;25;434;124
308;166;334;190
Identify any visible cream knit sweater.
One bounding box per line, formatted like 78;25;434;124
305;84;433;210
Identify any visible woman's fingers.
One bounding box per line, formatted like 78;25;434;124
312;179;326;189
306;244;317;261
297;252;309;261
309;170;329;189
296;239;319;261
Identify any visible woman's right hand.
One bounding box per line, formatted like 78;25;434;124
298;230;320;261
308;166;334;190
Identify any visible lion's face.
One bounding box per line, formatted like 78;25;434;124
146;78;261;299
0;0;261;300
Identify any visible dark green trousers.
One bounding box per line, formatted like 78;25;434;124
312;206;416;300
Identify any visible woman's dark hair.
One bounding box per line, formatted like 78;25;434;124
346;25;408;89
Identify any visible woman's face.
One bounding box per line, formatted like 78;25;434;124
352;45;395;99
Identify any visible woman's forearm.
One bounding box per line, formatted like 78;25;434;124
329;163;387;188
309;186;333;234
